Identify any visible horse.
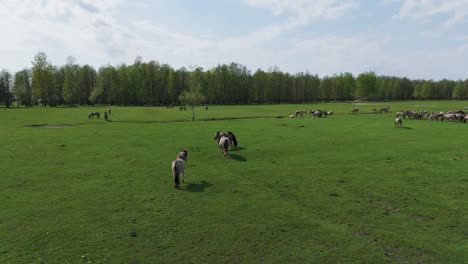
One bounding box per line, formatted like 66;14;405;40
108;108;112;115
295;110;305;118
171;152;187;189
88;112;100;119
214;131;238;148
463;114;468;123
177;150;188;161
218;136;231;157
351;108;359;114
327;111;333;116
379;107;390;114
312;110;325;118
104;111;109;122
395;117;402;128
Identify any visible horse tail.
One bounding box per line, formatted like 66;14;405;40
227;131;238;147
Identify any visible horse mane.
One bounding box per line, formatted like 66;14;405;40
226;131;238;147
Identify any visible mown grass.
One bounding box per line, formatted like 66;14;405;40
0;101;467;263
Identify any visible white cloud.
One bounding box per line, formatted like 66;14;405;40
396;0;468;28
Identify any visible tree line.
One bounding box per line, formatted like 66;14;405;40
1;52;468;107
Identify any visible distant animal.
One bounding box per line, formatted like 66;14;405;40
379;107;390;114
171;153;187;189
104;111;109;122
289;115;295;118
275;115;284;118
179;106;187;111
205;105;208;110
214;131;238;148
371;108;378;113
88;112;100;119
463;114;468;123
327;111;333;116
295;110;307;118
108;108;112;114
395;117;402;128
351;108;359;114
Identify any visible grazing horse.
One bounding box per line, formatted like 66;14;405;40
214;131;238;148
88;112;100;119
171;152;187;189
351;108;359;114
395;117;402;128
379;107;390;114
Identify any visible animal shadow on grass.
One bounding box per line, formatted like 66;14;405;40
400;126;413;130
229;153;247;162
185;181;213;192
232;147;246;152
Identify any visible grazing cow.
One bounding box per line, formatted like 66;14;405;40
395;117;403;128
171;153;187;189
351;108;359;114
88;112;100;119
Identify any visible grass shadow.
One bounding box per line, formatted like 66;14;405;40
229;153;247;162
231;147;246;152
400;127;413;129
184;181;213;192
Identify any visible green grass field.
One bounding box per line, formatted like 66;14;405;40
1;101;467;263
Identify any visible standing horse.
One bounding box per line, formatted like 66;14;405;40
351;108;359;114
395;117;402;128
171;152;187;189
88;112;100;119
218;136;231;157
214;131;238;148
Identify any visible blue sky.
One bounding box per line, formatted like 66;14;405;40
1;0;468;80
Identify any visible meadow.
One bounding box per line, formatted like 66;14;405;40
0;101;467;263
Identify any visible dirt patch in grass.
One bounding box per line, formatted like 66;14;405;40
25;124;75;128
